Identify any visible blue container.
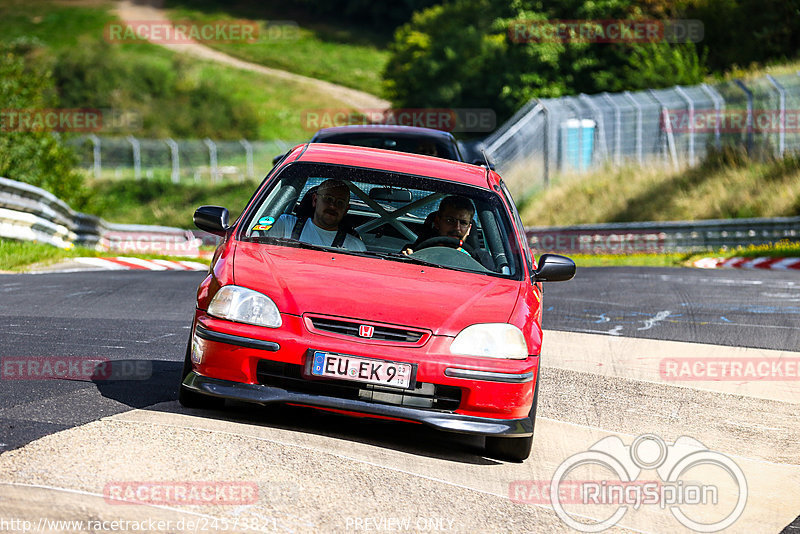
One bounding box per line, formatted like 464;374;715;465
560;119;595;170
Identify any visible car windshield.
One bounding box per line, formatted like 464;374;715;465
241;162;523;278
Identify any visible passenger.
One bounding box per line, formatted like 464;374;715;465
268;179;366;251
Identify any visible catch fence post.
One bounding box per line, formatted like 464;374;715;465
240;139;255;178
766;74;786;158
88;134;101;179
166;138;180;183
675;86;695;166
203;138;218;182
734;79;754;154
126;135;141;180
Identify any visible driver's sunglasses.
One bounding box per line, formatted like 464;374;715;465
442;216;471;228
317;194;349;209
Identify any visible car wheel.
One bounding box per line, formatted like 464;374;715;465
485;369;539;462
178;336;225;410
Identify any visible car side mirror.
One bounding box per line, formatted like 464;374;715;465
533;254;576;282
194;205;230;236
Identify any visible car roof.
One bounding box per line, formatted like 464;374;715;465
288;143;494;189
312;124;458;141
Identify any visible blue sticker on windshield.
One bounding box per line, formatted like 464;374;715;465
259;216;275;225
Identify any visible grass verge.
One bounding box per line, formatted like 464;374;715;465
164;0;389;96
81;177;259;228
0;239;210;272
564;241;800;267
0;0;352;140
519;149;800;226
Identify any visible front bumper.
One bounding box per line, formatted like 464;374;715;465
182;371;533;437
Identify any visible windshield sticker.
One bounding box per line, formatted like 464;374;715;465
253;216;275;231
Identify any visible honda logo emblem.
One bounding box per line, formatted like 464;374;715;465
358;325;374;338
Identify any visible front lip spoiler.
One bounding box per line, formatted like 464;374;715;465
182;372;533;437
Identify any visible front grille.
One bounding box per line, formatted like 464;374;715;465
256;360;461;412
308;316;427;344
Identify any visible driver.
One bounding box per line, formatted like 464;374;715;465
403;195;475;256
267;179;366;251
402;195;494;271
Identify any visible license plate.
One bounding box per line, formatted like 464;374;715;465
308;351;415;389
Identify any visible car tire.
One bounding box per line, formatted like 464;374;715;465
484;369;539;462
178;336;225;410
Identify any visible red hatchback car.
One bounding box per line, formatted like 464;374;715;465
180;143;575;461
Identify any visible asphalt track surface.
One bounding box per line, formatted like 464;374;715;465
0;267;797;533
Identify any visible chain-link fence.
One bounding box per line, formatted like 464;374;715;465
66;136;301;182
482;73;800;198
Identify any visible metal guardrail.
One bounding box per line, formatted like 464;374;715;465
526;217;800;254
0;176;199;255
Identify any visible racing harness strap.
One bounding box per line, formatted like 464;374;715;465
291;217;348;248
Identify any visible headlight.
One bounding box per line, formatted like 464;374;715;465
207;285;282;328
450;323;528;360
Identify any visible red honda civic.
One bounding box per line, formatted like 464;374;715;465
180;143;575;461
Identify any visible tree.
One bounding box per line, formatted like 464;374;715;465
0;40;86;207
383;0;707;125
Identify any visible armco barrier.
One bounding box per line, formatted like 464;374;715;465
526;216;800;254
0;176;199;255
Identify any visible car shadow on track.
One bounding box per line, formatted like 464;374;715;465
92;359;499;466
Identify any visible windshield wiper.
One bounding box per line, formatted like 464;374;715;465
349;250;441;268
246;236;328;252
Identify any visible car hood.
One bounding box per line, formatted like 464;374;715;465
233;242;522;336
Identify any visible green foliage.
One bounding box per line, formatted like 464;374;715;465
52;40;260;139
688;0;800;72
81;178;257;228
619;43;707;91
0;40;87;206
384;0;707;125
